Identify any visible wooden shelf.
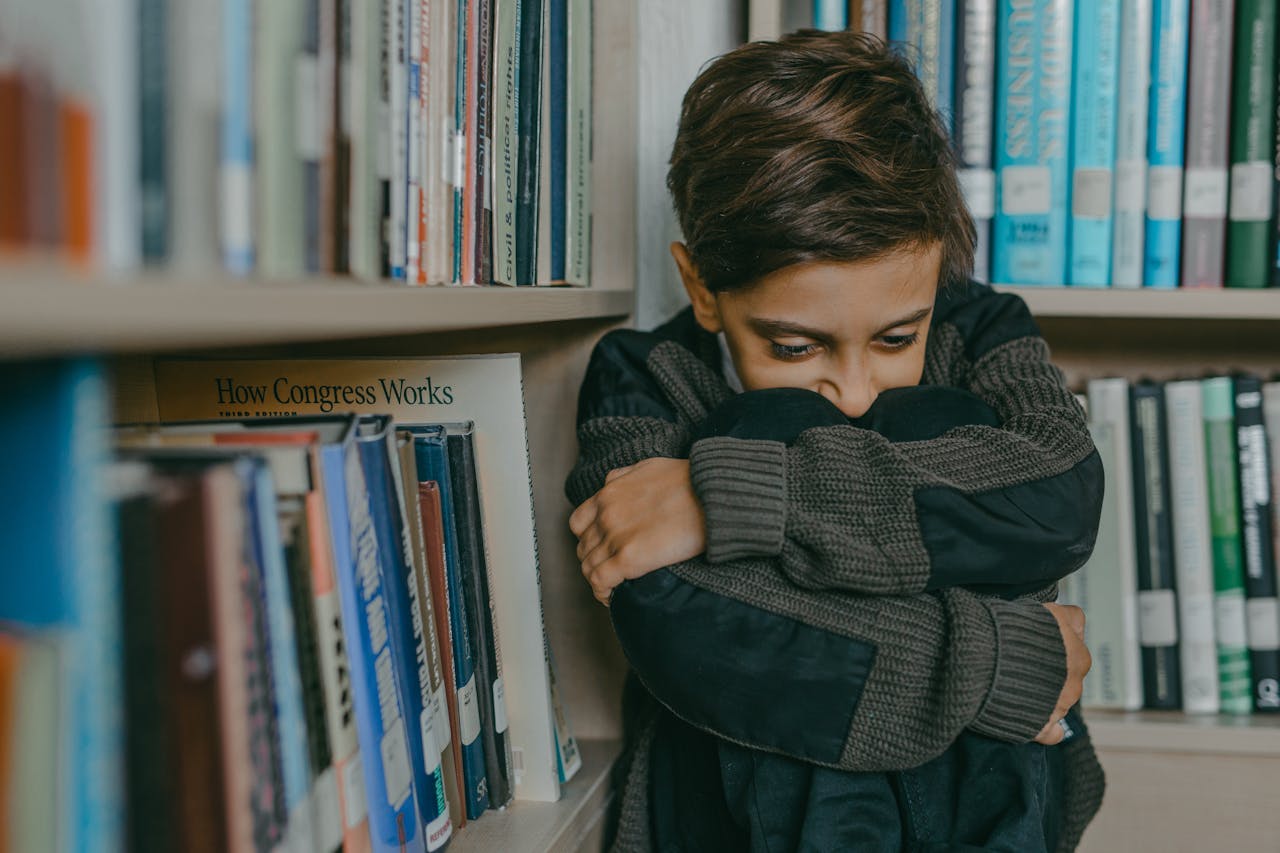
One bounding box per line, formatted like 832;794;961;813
1087;710;1280;757
996;285;1280;321
0;273;633;357
450;739;618;853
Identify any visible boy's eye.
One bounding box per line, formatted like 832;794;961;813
879;333;919;351
770;341;820;360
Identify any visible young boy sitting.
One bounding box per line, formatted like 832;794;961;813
567;31;1105;852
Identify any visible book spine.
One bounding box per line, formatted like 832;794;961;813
1142;0;1191;289
256;0;307;279
814;0;849;29
888;0;911;43
90;0;140;270
548;0;567;281
1264;383;1280;592
992;0;1073;285
390;0;410;280
322;445;428;853
321;0;341;273
1130;383;1183;708
1273;49;1280;286
1111;0;1153;287
302;0;324;274
954;0;996;283
377;0;394;277
564;0;591;285
460;0;479;283
221;0;255;275
452;0;469;283
139;0;168;262
1068;0;1121;287
1233;375;1280;710
473;0;495;284
1164;380;1221;713
169;0;222;271
514;0;544;285
408;0;425;283
492;0;521;285
1201;376;1255;713
346;0;380;280
1226;0;1277;287
1179;0;1235;288
425;0;458;285
1085;378;1145;710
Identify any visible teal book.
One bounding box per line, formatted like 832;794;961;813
1142;0;1191;288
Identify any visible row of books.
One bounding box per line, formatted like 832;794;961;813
771;0;1280;290
0;356;578;853
0;0;592;286
1063;375;1280;715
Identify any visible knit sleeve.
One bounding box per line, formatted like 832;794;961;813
688;289;1104;595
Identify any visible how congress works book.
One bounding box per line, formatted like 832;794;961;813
148;354;561;805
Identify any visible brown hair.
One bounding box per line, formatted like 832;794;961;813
667;30;975;292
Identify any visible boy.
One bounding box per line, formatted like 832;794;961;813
568;32;1104;852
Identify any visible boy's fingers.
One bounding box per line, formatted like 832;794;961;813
569;496;598;536
575;523;604;561
605;465;634;484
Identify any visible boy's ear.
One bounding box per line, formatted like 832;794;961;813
670;242;722;334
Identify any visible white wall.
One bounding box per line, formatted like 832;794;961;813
634;0;744;328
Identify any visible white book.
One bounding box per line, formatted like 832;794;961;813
169;0;223;272
1083;378;1144;710
389;0;410;280
1264;381;1280;629
1165;379;1221;713
255;0;307;278
348;0;383;279
1110;0;1153;288
424;0;456;285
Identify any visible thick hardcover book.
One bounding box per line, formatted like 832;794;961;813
1163;380;1222;713
447;424;514;808
1111;0;1153;287
256;0;307;278
992;0;1073;286
139;0;168;261
1082;378;1144;709
565;0;592;285
954;0;997;283
1201;376;1254;713
814;0;848;29
1142;0;1191;288
411;427;491;819
493;0;522;286
889;1;955;120
1233;375;1280;710
1180;0;1236;288
1226;0;1277;287
1130;382;1183;708
514;0;544;285
1068;0;1121;287
221;0;255;274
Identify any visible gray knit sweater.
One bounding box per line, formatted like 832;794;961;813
567;282;1106;851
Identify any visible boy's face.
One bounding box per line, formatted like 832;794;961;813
674;243;940;419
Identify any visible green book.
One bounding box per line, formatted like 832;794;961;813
1226;0;1277;287
1202;377;1253;712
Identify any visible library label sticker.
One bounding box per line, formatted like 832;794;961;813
1145;165;1183;221
1183;167;1229;219
381;720;414;810
1000;165;1052;216
458;675;482;746
1230;161;1273;222
343;748;369;829
493;677;509;734
420;707;442;775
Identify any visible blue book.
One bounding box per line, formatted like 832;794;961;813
814;0;848;30
888;1;956;120
409;425;491;820
316;420;428;853
1142;0;1191;288
356;417;453;848
1068;0;1122;286
0;359;121;853
549;0;567;281
993;0;1074;285
221;0;254;274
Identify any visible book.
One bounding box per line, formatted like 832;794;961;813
514;0;544;285
255;0;307;278
1201;376;1254;713
348;0;383;280
1130;382;1182;708
889;1;955;120
151;356;563;803
565;0;591;285
1111;0;1153;288
169;0;223;271
87;0;141;269
1082;378;1144;709
1164;379;1221;713
547;0;567;281
452;0;470;283
475;0;496;284
1233;375;1280;710
492;0;522;286
0;633;20;847
1226;0;1276;288
1179;0;1235;288
851;0;889;36
221;0;255;275
319;0;341;274
1266;382;1280;588
992;0;1073;286
5;635;61;853
408;0;426;283
447;423;514;808
1068;0;1121;287
138;0;168;262
390;0;411;280
954;0;997;283
425;0;458;285
1142;0;1191;289
813;0;848;29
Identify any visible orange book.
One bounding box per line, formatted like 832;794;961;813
59;99;93;263
0;73;27;248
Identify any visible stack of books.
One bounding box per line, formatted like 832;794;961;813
1061;376;1280;716
0;355;580;852
0;0;591;286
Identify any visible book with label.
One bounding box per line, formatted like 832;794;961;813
1201;376;1254;713
1233;375;1280;710
1143;0;1191;288
1164;380;1221;713
1265;382;1280;581
1179;0;1235;288
1082;378;1144;709
139;0;168;262
514;0;544;285
1068;0;1121;286
1226;0;1276;287
1130;382;1182;708
492;0;521;286
889;1;955;120
992;0;1073;286
152;355;562;804
1111;0;1153;287
955;0;996;283
255;0;307;278
220;0;255;274
813;0;847;29
564;0;591;285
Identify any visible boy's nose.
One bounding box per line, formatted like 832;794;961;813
817;374;877;420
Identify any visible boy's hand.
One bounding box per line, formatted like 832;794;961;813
1034;603;1091;745
569;458;707;605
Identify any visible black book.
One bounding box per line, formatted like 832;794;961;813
515;0;545;285
474;0;495;283
446;422;513;808
1130;381;1183;709
1233;374;1280;711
